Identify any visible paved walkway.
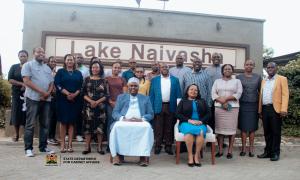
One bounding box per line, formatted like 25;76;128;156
0;133;299;180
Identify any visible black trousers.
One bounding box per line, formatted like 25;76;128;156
154;103;175;148
262;105;282;156
208;104;215;132
48;98;57;139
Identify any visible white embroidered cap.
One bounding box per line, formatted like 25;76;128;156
128;77;140;85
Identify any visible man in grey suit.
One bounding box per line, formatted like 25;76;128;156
109;77;154;167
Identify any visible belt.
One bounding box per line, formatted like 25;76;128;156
263;104;273;107
162;102;170;104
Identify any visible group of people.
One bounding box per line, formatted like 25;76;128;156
8;47;289;167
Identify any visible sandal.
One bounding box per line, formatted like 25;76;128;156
112;156;121;166
60;148;67;153
139;161;149;167
67;147;74;153
12;136;19;142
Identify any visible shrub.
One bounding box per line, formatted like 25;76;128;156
278;57;300;136
0;76;11;128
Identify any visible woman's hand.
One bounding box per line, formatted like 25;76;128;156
222;102;229;110
216;97;227;104
90;100;98;108
188;119;202;126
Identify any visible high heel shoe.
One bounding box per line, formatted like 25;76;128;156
97;149;105;155
215;152;223;157
240;151;246;156
82;147;91;155
227;153;233;159
187;162;194;167
249;152;255;157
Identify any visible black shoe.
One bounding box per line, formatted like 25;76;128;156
165;147;174;155
215;152;223;157
227;153;233;159
154;147;161;155
97;149;105;155
82;149;91;155
270;154;280;161
240;151;246;156
249;152;255;157
187;163;194;167
194;162;202;167
257;152;270;158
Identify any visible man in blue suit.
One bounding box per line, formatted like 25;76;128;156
110;77;154;167
149;63;182;155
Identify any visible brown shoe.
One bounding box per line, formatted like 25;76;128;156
138;157;149;167
112;155;121;166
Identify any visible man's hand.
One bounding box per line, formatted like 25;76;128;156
259;113;263;119
280;111;288;117
40;91;50;101
123;118;143;122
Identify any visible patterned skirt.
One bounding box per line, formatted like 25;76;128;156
215;107;239;135
83;103;106;135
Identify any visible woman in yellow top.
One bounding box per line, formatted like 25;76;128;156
135;66;151;96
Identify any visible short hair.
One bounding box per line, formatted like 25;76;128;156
184;84;201;100
244;59;255;66
32;47;44;54
90;56;101;65
112;61;122;67
267;62;277;68
48;56;54;61
63;54;76;70
89;61;104;77
18;50;29;57
221;64;234;76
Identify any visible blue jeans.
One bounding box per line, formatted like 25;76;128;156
24;98;50;151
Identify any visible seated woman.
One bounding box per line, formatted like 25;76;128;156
176;84;210;167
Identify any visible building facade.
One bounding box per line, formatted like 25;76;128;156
23;0;264;73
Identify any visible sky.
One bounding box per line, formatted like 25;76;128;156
0;0;299;77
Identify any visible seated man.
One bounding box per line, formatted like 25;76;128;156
110;77;154;167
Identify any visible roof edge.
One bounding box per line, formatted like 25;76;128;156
23;0;265;23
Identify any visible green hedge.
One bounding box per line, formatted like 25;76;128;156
0;76;11;128
278;57;300;136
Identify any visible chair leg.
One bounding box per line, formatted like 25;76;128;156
176;141;181;164
211;142;216;165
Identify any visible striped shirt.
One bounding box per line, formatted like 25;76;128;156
262;75;276;105
182;70;213;106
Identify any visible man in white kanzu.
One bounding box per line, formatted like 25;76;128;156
109;77;154;167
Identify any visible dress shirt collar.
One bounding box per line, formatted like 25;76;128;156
266;74;277;81
161;74;170;79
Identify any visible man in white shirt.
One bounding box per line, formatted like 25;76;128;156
110;77;154;166
149;63;182;155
